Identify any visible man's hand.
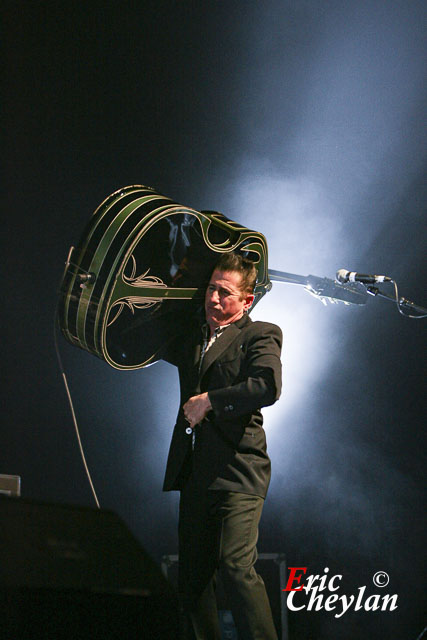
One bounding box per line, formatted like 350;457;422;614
183;393;212;429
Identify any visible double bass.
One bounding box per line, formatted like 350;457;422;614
59;185;367;369
59;185;272;370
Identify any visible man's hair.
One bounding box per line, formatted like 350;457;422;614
213;253;257;296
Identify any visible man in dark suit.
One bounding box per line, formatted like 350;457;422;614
163;252;282;639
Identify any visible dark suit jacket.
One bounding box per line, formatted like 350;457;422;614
162;313;282;498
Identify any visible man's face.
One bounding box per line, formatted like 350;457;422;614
205;269;254;330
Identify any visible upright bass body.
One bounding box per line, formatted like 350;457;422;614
59;185;271;370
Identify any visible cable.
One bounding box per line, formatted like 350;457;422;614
53;303;100;508
415;626;427;640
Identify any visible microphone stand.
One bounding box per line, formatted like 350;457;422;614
366;286;427;317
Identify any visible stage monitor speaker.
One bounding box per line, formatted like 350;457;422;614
0;473;20;496
0;496;179;639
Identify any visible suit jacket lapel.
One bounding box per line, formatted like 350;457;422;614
190;335;203;393
199;314;251;381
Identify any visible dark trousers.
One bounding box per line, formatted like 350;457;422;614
178;479;278;640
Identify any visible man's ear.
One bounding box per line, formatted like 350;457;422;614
243;293;255;311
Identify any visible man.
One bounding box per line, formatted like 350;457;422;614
162;252;282;639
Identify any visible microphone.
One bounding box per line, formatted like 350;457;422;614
336;269;392;285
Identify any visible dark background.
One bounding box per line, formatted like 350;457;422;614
3;2;426;638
